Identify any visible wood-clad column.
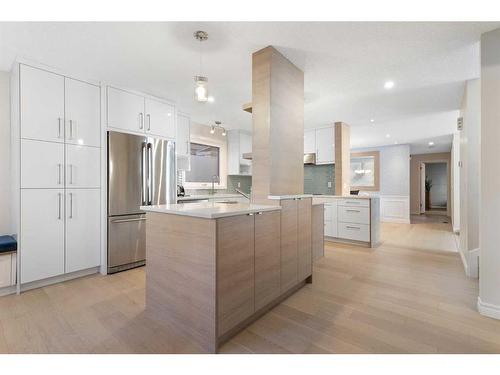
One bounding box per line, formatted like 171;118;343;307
334;122;351;196
251;46;304;204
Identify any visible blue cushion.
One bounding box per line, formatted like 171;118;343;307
0;235;17;254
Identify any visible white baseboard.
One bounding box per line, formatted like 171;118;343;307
0;285;17;297
19;266;100;293
459;248;479;278
478;297;500;320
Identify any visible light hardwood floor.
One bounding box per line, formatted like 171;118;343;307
1;222;498;353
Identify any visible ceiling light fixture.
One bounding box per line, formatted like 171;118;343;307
384;81;395;90
385;134;391;138
194;30;209;102
207;96;215;103
210;125;215;134
221;128;227;137
210;121;226;136
370;119;375;123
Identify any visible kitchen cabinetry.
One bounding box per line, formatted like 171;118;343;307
315;127;335;164
278;197;313;293
13;63;102;288
107;86;176;140
227;130;252;175
312;204;325;261
324;201;338;237
176;112;191;171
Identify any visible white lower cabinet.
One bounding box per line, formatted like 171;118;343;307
324;202;338;237
21;139;65;188
65;144;100;188
21;189;65;283
65;189;101;273
338;222;370;242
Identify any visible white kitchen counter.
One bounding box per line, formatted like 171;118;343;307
268;194;313;200
177;193;246;201
141;201;281;219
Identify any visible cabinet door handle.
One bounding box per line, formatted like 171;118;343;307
69;164;74;184
186;141;189;155
112;218;146;224
247;213;254;216
257;212;263;215
69;192;73;219
346;226;360;230
57;118;62;138
57;193;62;220
57;164;62;185
69;119;74;140
147;114;151;131
139;113;144;129
346;209;361;213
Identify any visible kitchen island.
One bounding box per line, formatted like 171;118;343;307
141;200;314;353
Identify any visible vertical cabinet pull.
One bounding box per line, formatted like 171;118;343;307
139;113;144;129
57;163;62;185
57;118;62;138
69;192;73;219
69;119;74;140
57;193;62;220
69;164;74;184
186;141;189;155
147;114;151;131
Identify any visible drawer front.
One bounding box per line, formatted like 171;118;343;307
338;206;370;225
337;199;370;207
338;222;370;242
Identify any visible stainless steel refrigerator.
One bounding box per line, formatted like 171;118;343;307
107;131;176;274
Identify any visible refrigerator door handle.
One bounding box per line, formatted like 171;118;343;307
141;142;147;205
147;142;153;205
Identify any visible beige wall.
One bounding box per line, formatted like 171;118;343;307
0;71;10;234
479;28;500;312
409;152;451;216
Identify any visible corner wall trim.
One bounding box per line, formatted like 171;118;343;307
478;297;500;320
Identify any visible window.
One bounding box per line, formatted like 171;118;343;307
185;142;220;183
350;151;380;191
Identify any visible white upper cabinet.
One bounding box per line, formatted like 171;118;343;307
107;86;145;133
21;139;64;189
21;189;65;283
145;98;176;139
65;144;101;188
65;189;101;273
239;132;252;166
65;78;101;147
176;112;191;171
304;129;316;154
20;65;64;143
315;127;335;164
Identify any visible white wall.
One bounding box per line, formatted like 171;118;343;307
352;144;410;223
0;71;10;235
459;79;481;278
479;28;500;318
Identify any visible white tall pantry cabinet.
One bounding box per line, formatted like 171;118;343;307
11;63;102;288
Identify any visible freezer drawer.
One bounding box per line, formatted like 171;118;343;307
108;214;146;273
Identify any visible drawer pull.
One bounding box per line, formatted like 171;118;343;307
346;209;361;213
346;226;360;230
112;218;146;223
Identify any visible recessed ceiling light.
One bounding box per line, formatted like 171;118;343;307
207;96;215;103
428;141;435;146
384;81;395;89
385;134;391;138
370;119;375;123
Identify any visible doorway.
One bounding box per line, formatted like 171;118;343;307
420;161;449;216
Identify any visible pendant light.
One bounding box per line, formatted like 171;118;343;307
194;30;209;102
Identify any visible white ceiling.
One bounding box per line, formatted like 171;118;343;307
0;22;497;150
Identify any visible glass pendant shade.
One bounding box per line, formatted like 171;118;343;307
194;76;208;102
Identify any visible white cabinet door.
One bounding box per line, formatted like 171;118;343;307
20;189;65;283
66;144;100;188
21;139;64;188
65;189;101;273
65;78;101;147
107;86;145;133
315;127;335;164
176;113;190;157
145;98;176;139
20;64;65;143
304;129;316;154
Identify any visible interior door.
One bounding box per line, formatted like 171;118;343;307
20;189;65;283
20;64;65;143
66;144;100;188
107;86;145;133
21;139;64;188
145;98;176;139
420;163;426;213
65;78;101;147
65;189;101;273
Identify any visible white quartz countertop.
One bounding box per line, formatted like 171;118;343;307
177;193;245;201
268;194;313;200
141;202;281;219
312;195;378;200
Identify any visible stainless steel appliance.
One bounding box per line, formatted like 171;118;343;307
107;131;176;274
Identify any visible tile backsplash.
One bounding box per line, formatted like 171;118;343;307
304;164;335;195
